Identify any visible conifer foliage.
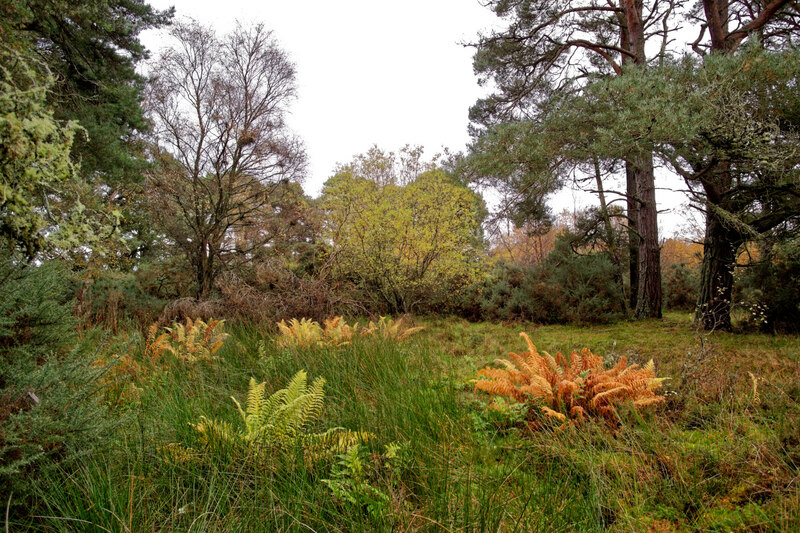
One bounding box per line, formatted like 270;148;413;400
0;256;110;502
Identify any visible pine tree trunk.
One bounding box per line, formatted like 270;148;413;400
634;153;662;318
626;162;639;310
621;0;658;315
696;214;741;331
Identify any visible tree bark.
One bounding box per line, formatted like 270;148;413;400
594;158;628;312
626;162;640;310
696;213;741;331
692;0;790;330
633;154;662;318
622;0;661;318
196;240;214;299
619;1;640;311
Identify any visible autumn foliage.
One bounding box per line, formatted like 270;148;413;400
275;316;424;349
474;333;665;425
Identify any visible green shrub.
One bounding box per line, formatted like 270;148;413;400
0;256;111;509
72;269;167;331
662;263;699;311
735;236;800;333
470;239;624;324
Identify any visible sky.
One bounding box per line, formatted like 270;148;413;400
141;0;500;195
140;0;695;236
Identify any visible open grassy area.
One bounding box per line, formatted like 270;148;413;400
22;315;800;532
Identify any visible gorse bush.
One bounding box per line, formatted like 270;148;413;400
168;370;368;466
662;263;699;311
73;270;167;332
735;235;800;333
472;238;625;324
474;333;666;426
0;256;111;508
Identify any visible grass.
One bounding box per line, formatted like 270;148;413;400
14;313;800;531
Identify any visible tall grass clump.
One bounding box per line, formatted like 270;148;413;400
167;370;370;466
20;312;800;531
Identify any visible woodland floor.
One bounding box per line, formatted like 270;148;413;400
25;313;800;532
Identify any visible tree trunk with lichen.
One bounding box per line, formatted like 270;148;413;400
696;212;742;331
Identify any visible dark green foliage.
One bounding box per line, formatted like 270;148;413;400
0;255;110;508
474;238;624;324
541;240;625;322
0;260;75;376
12;0;173;184
476;261;562;323
736;236;800;333
662;263;699;312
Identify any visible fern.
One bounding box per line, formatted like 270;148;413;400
473;333;666;426
96;319;228;404
322;444;393;520
164;318;228;363
321;316;360;347
173;371;369;464
275;317;357;349
276;318;323;348
363;316;424;341
275;315;422;349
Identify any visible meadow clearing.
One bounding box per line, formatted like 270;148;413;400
17;313;800;532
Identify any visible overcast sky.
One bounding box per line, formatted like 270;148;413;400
141;0;695;236
141;0;499;194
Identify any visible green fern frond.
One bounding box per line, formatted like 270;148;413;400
171;370;368;467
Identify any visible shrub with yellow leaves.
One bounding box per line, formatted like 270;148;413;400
473;333;666;425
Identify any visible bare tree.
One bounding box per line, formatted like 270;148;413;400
145;20;306;298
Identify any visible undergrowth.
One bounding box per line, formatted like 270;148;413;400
9;313;800;531
474;332;665;426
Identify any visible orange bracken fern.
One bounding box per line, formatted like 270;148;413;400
474;333;666;425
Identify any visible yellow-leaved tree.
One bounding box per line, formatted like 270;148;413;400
320;146;485;313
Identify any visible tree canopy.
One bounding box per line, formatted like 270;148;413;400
321;149;486;313
10;0;173;184
0;48;79;256
145;20;307;298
